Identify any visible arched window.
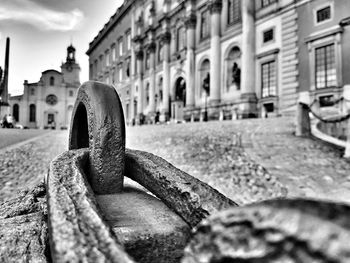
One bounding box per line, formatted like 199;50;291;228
200;59;210;96
30;88;35;95
69;90;74;97
50;76;55;86
13;104;19;122
29;104;36;122
226;46;241;91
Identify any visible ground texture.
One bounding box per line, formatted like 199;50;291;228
0;117;350;205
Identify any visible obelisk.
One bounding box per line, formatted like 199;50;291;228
0;37;10;117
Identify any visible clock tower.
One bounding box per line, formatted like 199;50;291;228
61;44;80;85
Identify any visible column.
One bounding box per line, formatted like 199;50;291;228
136;50;144;123
161;32;171;121
185;13;196;109
240;0;257;117
148;42;156;115
209;0;222;104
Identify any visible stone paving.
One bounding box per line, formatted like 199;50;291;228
0;131;68;203
1;116;350;205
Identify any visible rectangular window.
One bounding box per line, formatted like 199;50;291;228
118;38;123;56
176;27;185;51
228;0;241;25
158;42;164;63
316;6;331;23
261;0;277;8
261;60;277;98
200;10;210;40
263;28;274;43
126;32;131;50
112;45;116;61
126;103;129;119
119;65;123;82
315;44;336;89
105;51;110;66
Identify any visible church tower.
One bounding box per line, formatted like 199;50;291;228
61;44;80;85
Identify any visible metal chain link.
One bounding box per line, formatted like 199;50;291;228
305;96;350;123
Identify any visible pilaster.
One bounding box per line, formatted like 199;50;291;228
135;50;144;123
240;0;257;117
209;0;222;105
148;42;156;115
185;13;196;109
161;32;171;121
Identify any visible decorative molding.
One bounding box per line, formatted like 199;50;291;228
185;13;197;29
147;42;157;53
135;50;144;60
209;0;223;14
256;48;280;59
160;31;171;44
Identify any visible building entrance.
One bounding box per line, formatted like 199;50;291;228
48;113;56;129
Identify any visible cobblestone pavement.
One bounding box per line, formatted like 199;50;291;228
1;117;350;205
0;129;50;149
0;131;68;203
127;117;350;205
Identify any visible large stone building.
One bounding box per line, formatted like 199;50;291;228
9;45;80;129
86;0;350;124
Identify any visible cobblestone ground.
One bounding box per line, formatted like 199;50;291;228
0;131;68;203
127;117;350;205
1;117;350;205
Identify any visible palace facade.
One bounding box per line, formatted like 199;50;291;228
86;0;350;124
8;45;80;129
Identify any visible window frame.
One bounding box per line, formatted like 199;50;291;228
262;27;275;44
314;3;333;26
200;9;210;41
261;60;277;98
227;0;241;26
314;43;337;89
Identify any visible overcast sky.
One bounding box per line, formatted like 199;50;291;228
0;0;123;95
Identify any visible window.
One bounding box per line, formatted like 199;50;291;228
228;0;241;25
105;50;110;66
316;6;331;24
31;88;35;95
126;103;129;119
261;60;276;97
261;0;277;8
69;90;74;97
200;10;210;40
176;27;185;51
118;65;123;82
145;52;150;70
315;44;336;89
112;45;116;61
50;76;55;86
158;42;164;63
126;31;131;50
263;28;274;43
46;94;58;105
118;38;123;56
29;104;36;122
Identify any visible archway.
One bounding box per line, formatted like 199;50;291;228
171;77;186;122
13;104;19;122
175;77;186;106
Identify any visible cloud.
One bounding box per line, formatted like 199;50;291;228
0;0;84;31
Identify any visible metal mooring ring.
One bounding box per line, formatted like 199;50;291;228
69;81;125;194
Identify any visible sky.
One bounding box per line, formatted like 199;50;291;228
0;0;124;95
